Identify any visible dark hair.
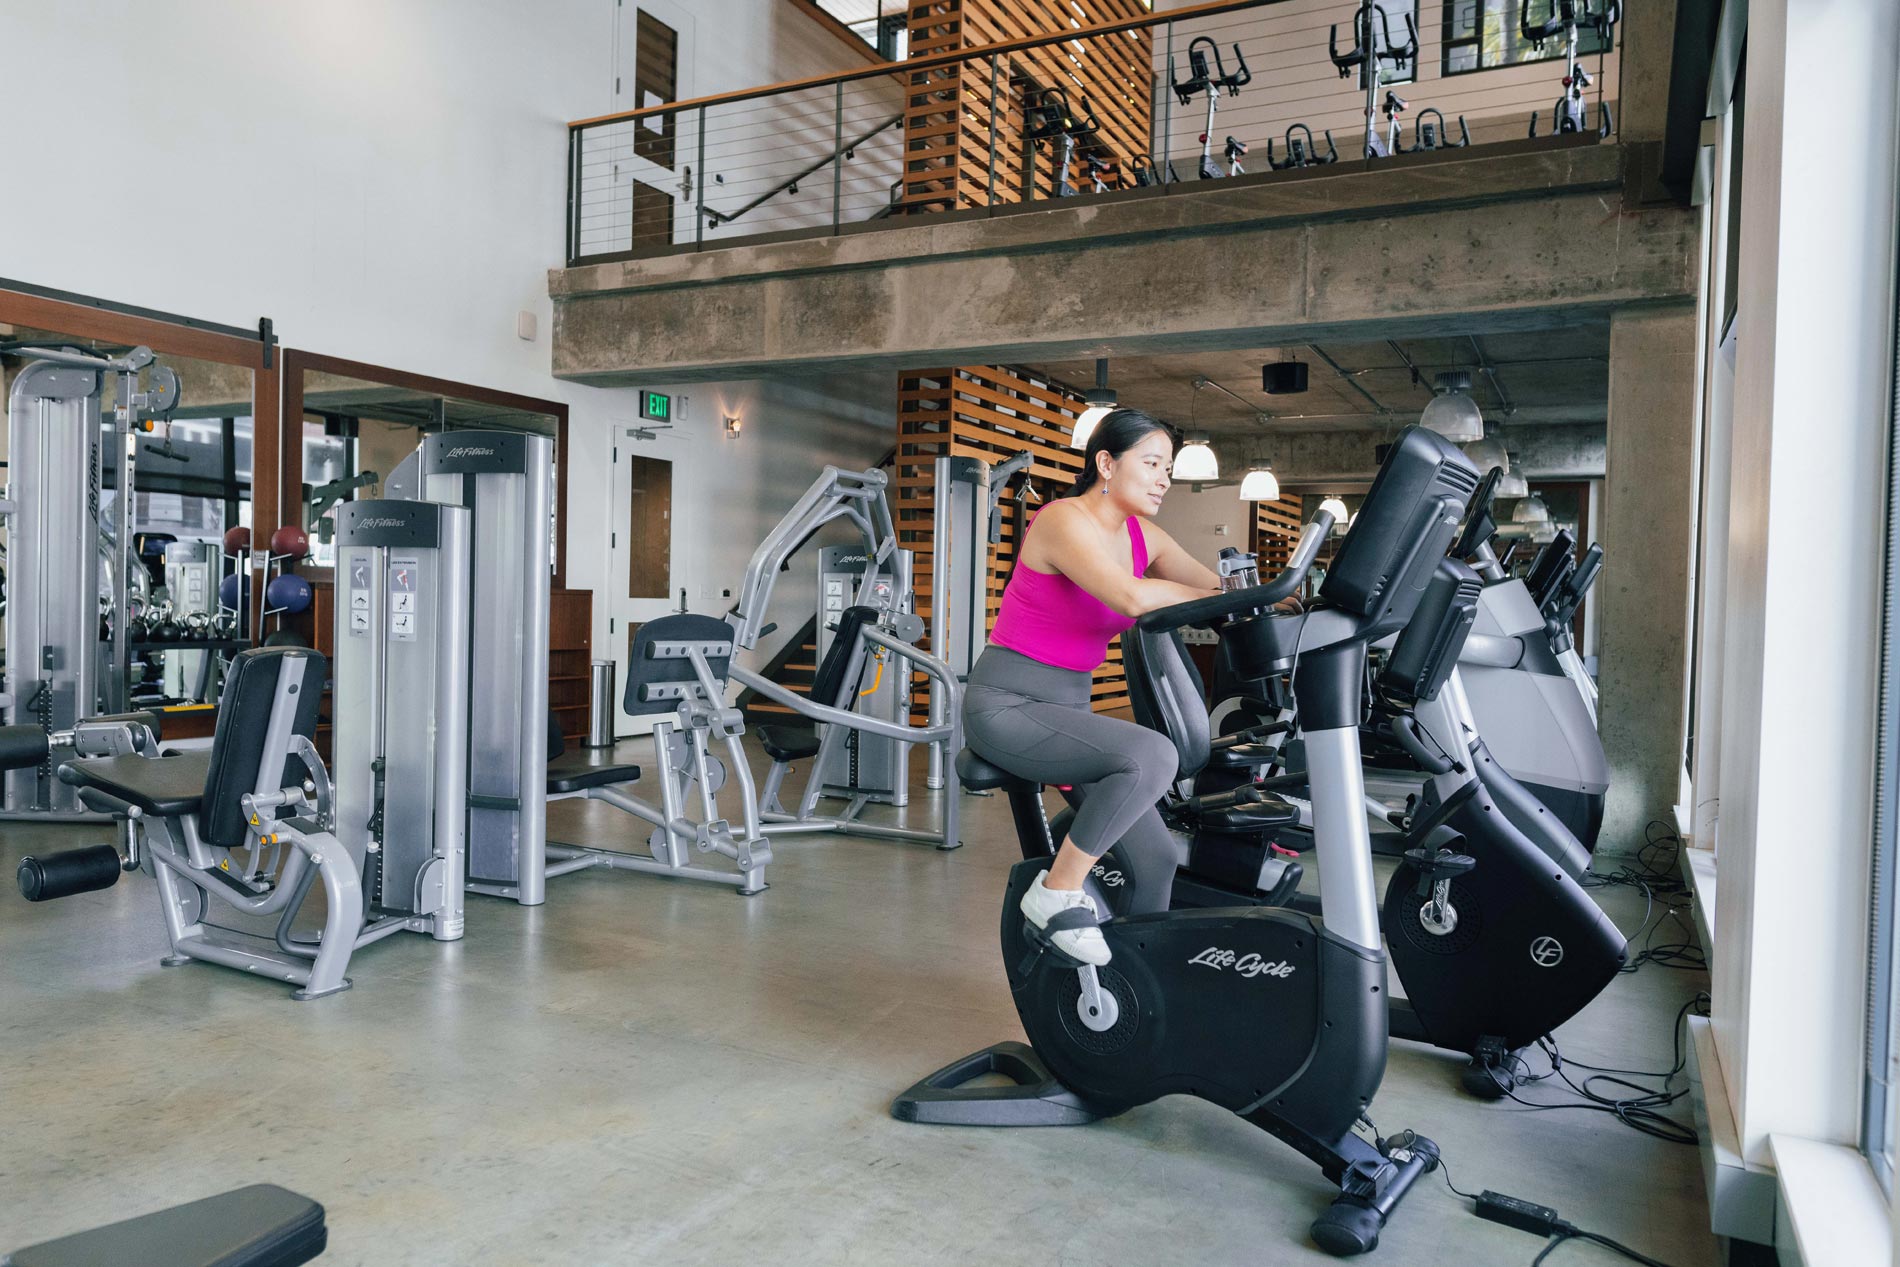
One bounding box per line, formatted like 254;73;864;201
1070;408;1175;498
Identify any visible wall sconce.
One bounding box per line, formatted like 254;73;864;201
724;415;742;439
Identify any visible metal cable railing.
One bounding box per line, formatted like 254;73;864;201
564;0;1622;268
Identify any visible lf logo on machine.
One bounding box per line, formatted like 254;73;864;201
443;446;496;459
1090;863;1125;888
1529;936;1565;968
359;517;407;529
1188;947;1297;979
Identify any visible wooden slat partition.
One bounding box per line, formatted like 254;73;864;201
897;364;1134;714
901;0;1154;213
1251;494;1304;571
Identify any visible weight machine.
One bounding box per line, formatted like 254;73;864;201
2;344;180;816
1170;37;1251;179
1523;0;1619;138
728;466;963;850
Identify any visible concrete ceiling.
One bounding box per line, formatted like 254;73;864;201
1020;326;1611;437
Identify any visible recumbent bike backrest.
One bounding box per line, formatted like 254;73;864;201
199;647;326;850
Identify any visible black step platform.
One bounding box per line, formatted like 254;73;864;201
3;1184;326;1267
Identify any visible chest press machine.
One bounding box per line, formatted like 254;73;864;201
729;466;964;851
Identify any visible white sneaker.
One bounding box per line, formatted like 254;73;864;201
1020;872;1111;966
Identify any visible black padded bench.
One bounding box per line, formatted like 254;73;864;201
754;723;821;764
3;1184;325;1267
60;750;212;819
544;713;639;795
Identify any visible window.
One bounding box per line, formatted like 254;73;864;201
1865;198;1900;1194
803;1;907;60
1442;0;1612;76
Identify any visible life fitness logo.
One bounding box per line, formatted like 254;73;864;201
1529;936;1565;968
444;446;496;459
359;517;407;529
1090;862;1125;888
1189;947;1296;979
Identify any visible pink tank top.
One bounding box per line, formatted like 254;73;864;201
989;510;1149;673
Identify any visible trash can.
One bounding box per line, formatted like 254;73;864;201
585;659;616;749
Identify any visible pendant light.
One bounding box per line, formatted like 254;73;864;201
1420;370;1484;443
1512;492;1551;526
1239;464;1281;501
1071;358;1117;449
1173;431;1219;483
1318;495;1348;533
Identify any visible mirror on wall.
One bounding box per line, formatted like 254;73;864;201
1;329;258;712
291;369;559;572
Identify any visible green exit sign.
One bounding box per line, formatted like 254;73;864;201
639;390;671;422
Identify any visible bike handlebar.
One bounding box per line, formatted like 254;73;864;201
1137;513;1332;631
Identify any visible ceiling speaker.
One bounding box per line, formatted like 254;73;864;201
1262;362;1310;395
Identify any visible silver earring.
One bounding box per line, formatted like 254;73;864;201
1101;479;1109;496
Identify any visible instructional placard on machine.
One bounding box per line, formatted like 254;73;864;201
347;557;372;635
389;556;419;642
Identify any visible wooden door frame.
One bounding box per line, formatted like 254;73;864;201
280;349;571;590
0;278;280;632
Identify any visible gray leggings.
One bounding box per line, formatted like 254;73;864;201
963;646;1178;915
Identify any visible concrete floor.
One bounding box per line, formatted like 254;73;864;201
0;744;1716;1266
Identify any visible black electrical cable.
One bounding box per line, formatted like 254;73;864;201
1532;1227;1677;1267
1479;994;1708;1144
1583;823;1707;973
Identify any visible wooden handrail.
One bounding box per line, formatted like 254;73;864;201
567;0;1281;129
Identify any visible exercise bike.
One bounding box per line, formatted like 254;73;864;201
1171;37;1251;180
1329;0;1418;159
1523;0;1619;138
1023;86;1102;199
1155;474;1626;1094
894;427;1482;1256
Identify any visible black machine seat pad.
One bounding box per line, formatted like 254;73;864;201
756;724;821;763
2;1183;326;1267
58;752;212;818
1193;796;1300;834
546;760;642;794
955;747;1036;792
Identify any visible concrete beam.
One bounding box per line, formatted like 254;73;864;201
1215;423;1606;487
551;144;1698;385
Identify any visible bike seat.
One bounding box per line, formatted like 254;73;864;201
1194;796;1300;834
956;748;1037;793
1205;742;1277;770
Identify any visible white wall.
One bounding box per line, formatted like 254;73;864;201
0;0;894;688
576;0;906;257
1152;482;1253;561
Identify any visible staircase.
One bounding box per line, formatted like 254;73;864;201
737;616;819;727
